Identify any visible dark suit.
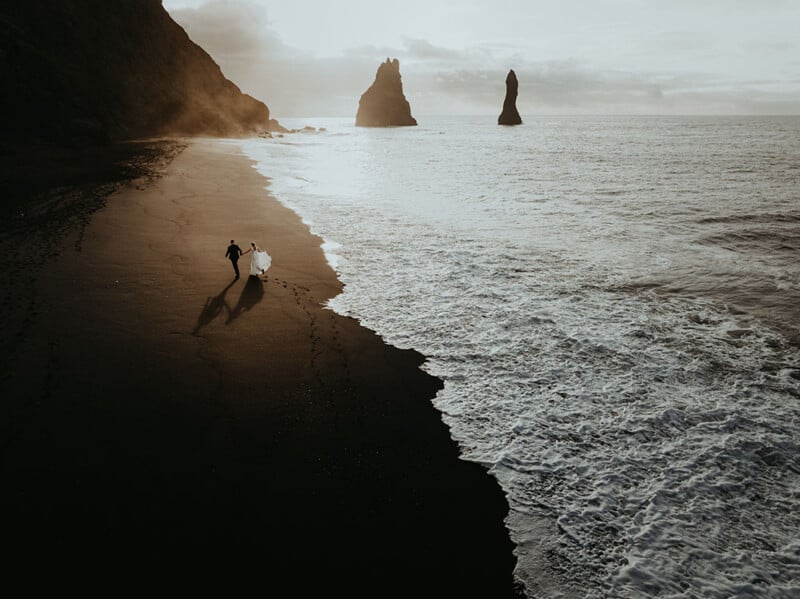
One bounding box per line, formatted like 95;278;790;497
225;243;243;277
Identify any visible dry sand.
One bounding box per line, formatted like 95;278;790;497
1;139;521;595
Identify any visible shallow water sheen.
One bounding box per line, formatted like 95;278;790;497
239;115;800;598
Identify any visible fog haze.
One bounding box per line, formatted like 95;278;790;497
163;0;800;117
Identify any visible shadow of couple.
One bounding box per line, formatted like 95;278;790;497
193;275;265;334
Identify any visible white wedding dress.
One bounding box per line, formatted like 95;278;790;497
249;248;272;276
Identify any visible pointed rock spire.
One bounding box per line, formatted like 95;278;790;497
498;69;522;126
355;58;417;127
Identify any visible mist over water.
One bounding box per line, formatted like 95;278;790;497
238;115;800;598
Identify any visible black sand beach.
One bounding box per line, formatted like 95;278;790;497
1;139;521;595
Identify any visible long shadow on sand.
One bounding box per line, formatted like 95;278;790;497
192;279;236;334
226;275;264;324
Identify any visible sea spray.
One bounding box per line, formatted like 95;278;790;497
236;115;800;597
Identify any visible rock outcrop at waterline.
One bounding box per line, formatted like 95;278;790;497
355;58;417;127
498;69;522;126
0;0;277;143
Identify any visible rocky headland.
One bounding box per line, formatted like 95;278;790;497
0;0;276;144
355;58;417;127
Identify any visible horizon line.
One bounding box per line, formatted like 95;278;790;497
274;113;800;119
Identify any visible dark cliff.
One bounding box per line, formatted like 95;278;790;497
355;58;417;127
0;0;273;143
498;69;522;126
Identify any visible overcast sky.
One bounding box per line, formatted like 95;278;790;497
163;0;800;118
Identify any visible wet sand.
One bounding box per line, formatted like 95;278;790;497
1;139;521;595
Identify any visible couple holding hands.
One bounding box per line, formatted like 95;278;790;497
225;239;271;279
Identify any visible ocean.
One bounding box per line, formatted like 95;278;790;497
237;115;800;598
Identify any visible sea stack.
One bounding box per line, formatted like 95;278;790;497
355;58;417;127
498;69;522;126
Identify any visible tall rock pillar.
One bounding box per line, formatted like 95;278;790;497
355;58;417;127
498;69;522;126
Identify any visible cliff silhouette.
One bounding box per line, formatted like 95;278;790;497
0;0;274;143
356;58;417;127
498;69;522;126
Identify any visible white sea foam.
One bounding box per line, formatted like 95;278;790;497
239;116;800;598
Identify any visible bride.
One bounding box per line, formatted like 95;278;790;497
242;241;272;277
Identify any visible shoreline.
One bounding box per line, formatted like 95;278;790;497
1;138;521;594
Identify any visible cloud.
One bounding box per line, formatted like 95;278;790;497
169;1;346;115
402;38;466;62
170;0;284;56
420;63;800;115
165;1;800;117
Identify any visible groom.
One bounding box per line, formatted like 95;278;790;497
225;239;243;279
